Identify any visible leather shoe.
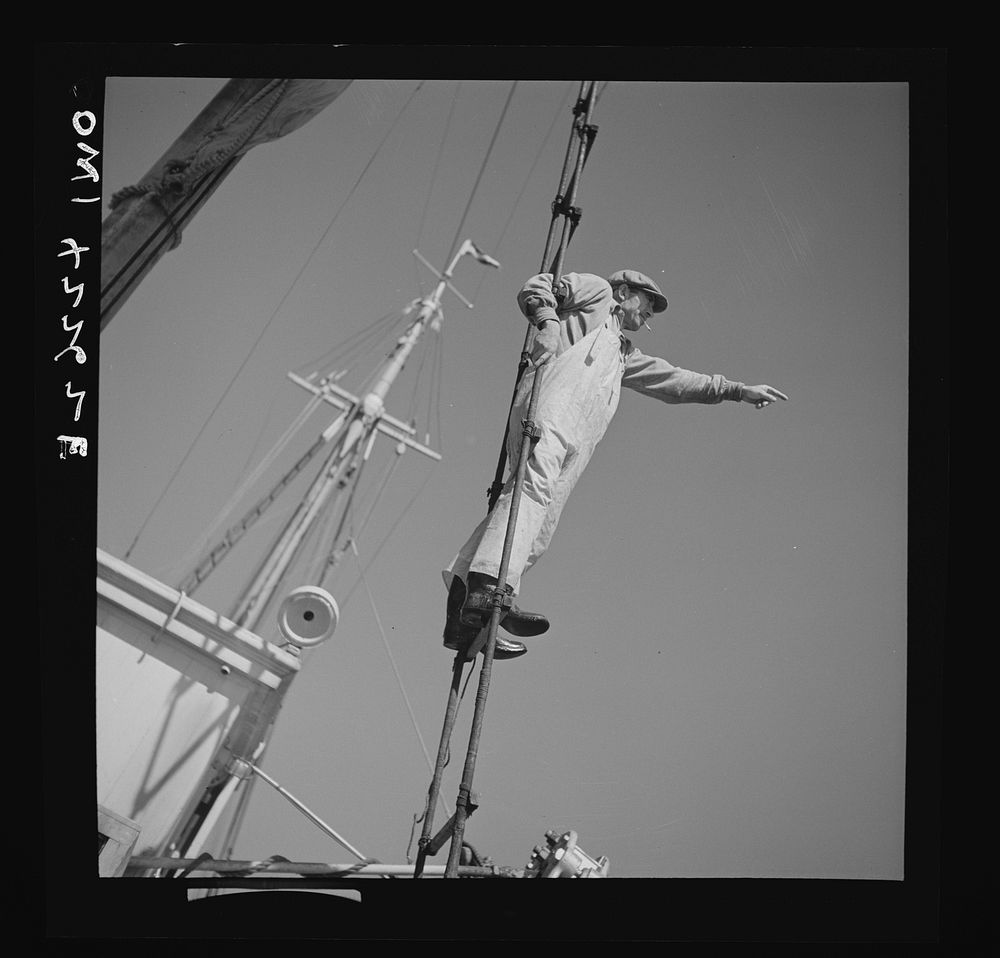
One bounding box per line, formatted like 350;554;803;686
443;576;479;650
461;572;549;637
491;633;529;659
443;577;528;660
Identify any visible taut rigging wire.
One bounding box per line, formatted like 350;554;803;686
469;82;576;305
415;81;463;290
167;390;326;583
243;80;535;859
291;307;406;379
122;81;427;563
352;545;449;820
173;77;473;593
296;449;370;589
308;80;532;605
322;460;436;609
407;331;433;422
130;79;535;866
442;81;518;268
413;79;600;880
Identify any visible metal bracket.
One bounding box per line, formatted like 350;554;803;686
489;585;514;614
423;790;481;857
550;194;582;222
521;418;542;442
456;585;514;662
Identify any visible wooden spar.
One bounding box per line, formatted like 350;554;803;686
99;78;352;332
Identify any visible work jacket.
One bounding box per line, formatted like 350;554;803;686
519;271;744;404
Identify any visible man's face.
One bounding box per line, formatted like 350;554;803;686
617;287;655;332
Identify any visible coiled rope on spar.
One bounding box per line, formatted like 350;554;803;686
108;80;291;210
104;79;294;284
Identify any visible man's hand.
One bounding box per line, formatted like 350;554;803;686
531;320;561;366
741;384;789;409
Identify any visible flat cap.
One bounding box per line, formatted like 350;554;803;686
607;269;668;313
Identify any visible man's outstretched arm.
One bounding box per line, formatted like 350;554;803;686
623;346;788;407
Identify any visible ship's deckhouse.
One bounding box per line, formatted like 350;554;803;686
97;548;301;871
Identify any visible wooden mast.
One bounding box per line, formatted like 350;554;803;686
100;78;352;331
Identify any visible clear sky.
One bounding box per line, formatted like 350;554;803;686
98;73;910;878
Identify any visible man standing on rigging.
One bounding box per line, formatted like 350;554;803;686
442;269;789;660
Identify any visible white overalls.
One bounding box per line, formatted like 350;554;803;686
444;272;740;595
